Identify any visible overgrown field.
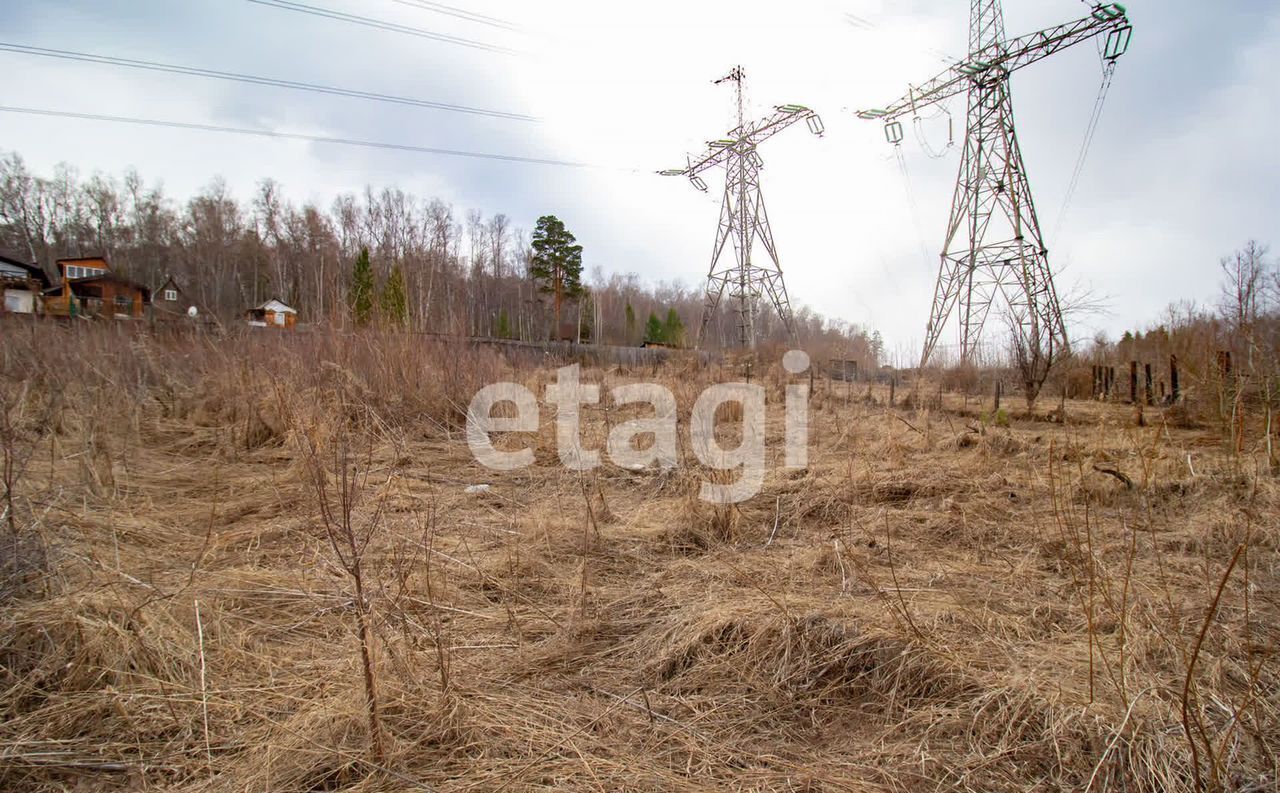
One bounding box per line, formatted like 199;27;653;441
1;325;1277;792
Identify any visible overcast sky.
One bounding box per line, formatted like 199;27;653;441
3;0;1277;359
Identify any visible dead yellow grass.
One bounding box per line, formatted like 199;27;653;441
1;326;1277;791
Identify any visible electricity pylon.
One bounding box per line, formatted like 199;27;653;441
661;66;824;349
858;2;1132;373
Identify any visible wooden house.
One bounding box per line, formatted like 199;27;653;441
43;256;150;320
1;253;50;315
245;298;297;329
151;274;214;326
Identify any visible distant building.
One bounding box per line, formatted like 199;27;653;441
152;274;213;327
828;359;860;382
43;256;150;320
0;253;50;315
245;298;297;329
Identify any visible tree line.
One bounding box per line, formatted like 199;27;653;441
0;153;877;361
1086;241;1279;432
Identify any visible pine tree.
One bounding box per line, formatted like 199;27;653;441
350;247;375;327
644;312;664;345
529;215;584;336
495;308;512;339
380;263;408;327
870;330;885;364
663;308;685;348
624;301;637;345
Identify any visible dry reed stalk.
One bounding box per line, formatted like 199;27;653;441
194;597;212;776
1181;542;1246;792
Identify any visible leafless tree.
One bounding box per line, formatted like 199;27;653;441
300;429;391;761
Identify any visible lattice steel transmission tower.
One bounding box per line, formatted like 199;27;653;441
661;66;824;349
858;2;1132;374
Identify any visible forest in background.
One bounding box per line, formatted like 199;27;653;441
0;153;879;361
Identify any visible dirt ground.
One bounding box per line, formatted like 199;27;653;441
2;338;1277;792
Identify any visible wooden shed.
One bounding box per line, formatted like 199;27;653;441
245;298;297;329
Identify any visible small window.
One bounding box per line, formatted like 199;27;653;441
274;311;286;326
164;289;177;302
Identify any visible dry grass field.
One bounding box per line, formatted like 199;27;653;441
1;325;1277;792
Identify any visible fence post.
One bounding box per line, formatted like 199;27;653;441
1144;363;1154;406
1170;355;1180;403
1130;361;1138;404
994;379;1002;412
889;374;897;407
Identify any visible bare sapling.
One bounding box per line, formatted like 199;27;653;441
417;496;453;697
1006;311;1066;412
300;427;392;762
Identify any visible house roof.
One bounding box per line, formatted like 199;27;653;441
251;298;297;314
0;253;51;288
56;255;112;267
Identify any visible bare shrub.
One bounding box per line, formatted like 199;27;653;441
296;425;391;761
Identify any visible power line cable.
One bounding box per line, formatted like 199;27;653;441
0;105;629;170
245;0;520;55
0;42;538;122
911;105;954;160
388;0;522;32
1053;59;1116;242
892;145;936;273
843;11;958;65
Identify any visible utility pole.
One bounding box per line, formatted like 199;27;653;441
661;66;824;349
858;2;1133;380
